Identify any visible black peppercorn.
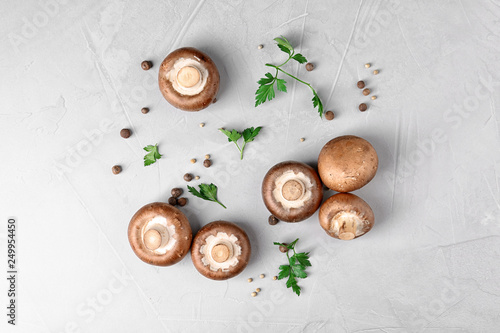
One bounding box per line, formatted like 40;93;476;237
120;129;131;138
268;215;279;225
112;165;122;175
171;188;183;198
168;197;177;206
141;61;152;70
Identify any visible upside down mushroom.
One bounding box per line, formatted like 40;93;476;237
158;47;219;111
191;221;251;280
318;135;378;192
262;161;323;222
128;202;192;266
319;193;374;240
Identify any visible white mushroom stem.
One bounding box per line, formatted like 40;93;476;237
282;179;305;201
167;58;208;96
331;211;365;240
272;170;313;210
211;244;231;263
144;229;162;250
177;66;201;88
200;232;241;272
339;220;356;240
141;216;176;254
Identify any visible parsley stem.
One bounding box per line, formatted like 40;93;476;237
265;50;295;69
240;142;246;160
272;65;318;96
276;51;294;68
216;200;227;209
234;141;246;160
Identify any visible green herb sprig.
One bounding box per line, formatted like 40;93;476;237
143;144;162;166
187;183;226;209
219;126;262;160
274;238;311;296
255;36;324;117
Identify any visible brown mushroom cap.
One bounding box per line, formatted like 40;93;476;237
318;135;378;192
128;202;192;266
158;47;219;111
191;221;251;280
262;161;323;223
319;193;374;240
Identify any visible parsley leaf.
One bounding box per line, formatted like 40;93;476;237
143;144;162;166
312;91;324;118
242;126;262;142
255;36;324;118
187;183;226;209
286;274;295;288
257;72;275;85
220;129;242;143
219;126;263;160
278;265;291;280
276;78;287;92
274;36;293;55
288;239;299;249
291;263;307;278
291;279;301;296
255;80;275;107
292;53;307;64
274;238;311;296
294;252;312;267
286;274;301;296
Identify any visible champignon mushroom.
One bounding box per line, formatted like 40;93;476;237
191;221;251;280
262;161;323;222
318;135;378;192
158;47;219;111
319;193;374;240
128;202;192;266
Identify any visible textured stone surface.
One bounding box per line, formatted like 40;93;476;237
1;0;499;332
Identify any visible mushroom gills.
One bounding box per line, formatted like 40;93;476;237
200;232;241;272
166;58;208;96
140;216;177;254
272;170;313;210
330;211;368;240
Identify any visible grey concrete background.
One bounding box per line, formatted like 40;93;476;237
1;0;499;332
